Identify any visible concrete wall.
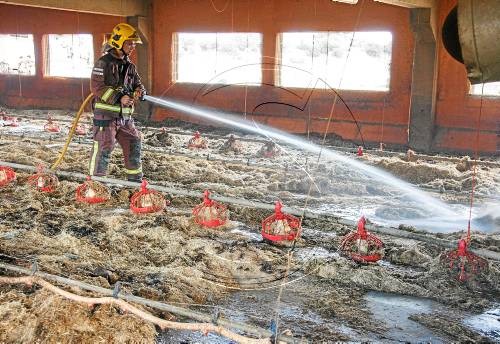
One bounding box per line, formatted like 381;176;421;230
151;0;414;147
0;3;124;109
0;0;497;153
434;0;499;154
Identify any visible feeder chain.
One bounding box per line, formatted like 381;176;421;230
141;179;149;192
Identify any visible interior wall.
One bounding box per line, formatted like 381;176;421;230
434;0;499;154
152;0;414;147
0;0;496;153
0;3;124;109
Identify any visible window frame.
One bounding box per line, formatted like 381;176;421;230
468;81;500;98
43;33;94;79
277;30;394;92
173;32;264;86
0;33;36;76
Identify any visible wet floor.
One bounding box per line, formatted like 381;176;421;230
159;291;500;343
364;291;446;343
465;306;500;340
159;280;371;343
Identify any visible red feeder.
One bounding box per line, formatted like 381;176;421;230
340;216;384;263
192;190;228;228
220;135;243;153
187;131;208;149
76;176;110;204
0;166;16;186
27;165;58;193
261;201;301;243
357;146;363;156
258;141;280;158
442;237;488;281
75;124;87;136
130;179;168;214
2;116;19;127
44;117;61;133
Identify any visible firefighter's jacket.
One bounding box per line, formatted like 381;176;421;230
90;50;145;120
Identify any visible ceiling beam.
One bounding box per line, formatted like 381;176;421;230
374;0;438;39
0;0;148;17
373;0;434;8
331;0;359;4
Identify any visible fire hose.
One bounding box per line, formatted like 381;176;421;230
50;93;93;170
50;90;147;171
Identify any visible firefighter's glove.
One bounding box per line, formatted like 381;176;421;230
134;88;147;102
120;94;134;107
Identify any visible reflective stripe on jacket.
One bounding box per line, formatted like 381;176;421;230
94;102;134;115
90;50;145;120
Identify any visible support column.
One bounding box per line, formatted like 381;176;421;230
408;8;437;152
128;14;152;119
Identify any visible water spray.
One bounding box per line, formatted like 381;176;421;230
144;95;456;218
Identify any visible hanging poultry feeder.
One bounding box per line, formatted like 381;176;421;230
258;141;280;158
340;216;384;263
130;179;168;214
0;166;16;187
192;190;228;228
442;237;488;281
220;135;243;153
44;116;61;133
75;124;87;136
187;131;208;149
357;146;363;156
2;115;19;127
27;164;59;193
261;201;301;243
75;176;111;204
406;149;417;162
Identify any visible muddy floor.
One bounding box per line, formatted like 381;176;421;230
0;108;499;343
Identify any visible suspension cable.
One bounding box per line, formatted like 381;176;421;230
467;83;485;241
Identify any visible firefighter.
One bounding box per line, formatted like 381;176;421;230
89;23;146;182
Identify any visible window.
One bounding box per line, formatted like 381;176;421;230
0;34;36;75
470;82;500;97
175;32;262;85
278;31;393;91
46;34;94;78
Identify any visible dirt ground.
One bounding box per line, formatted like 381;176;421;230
0;108;499;343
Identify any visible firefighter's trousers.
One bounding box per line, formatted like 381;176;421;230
88;117;142;181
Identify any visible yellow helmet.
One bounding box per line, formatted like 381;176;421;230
108;23;142;49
